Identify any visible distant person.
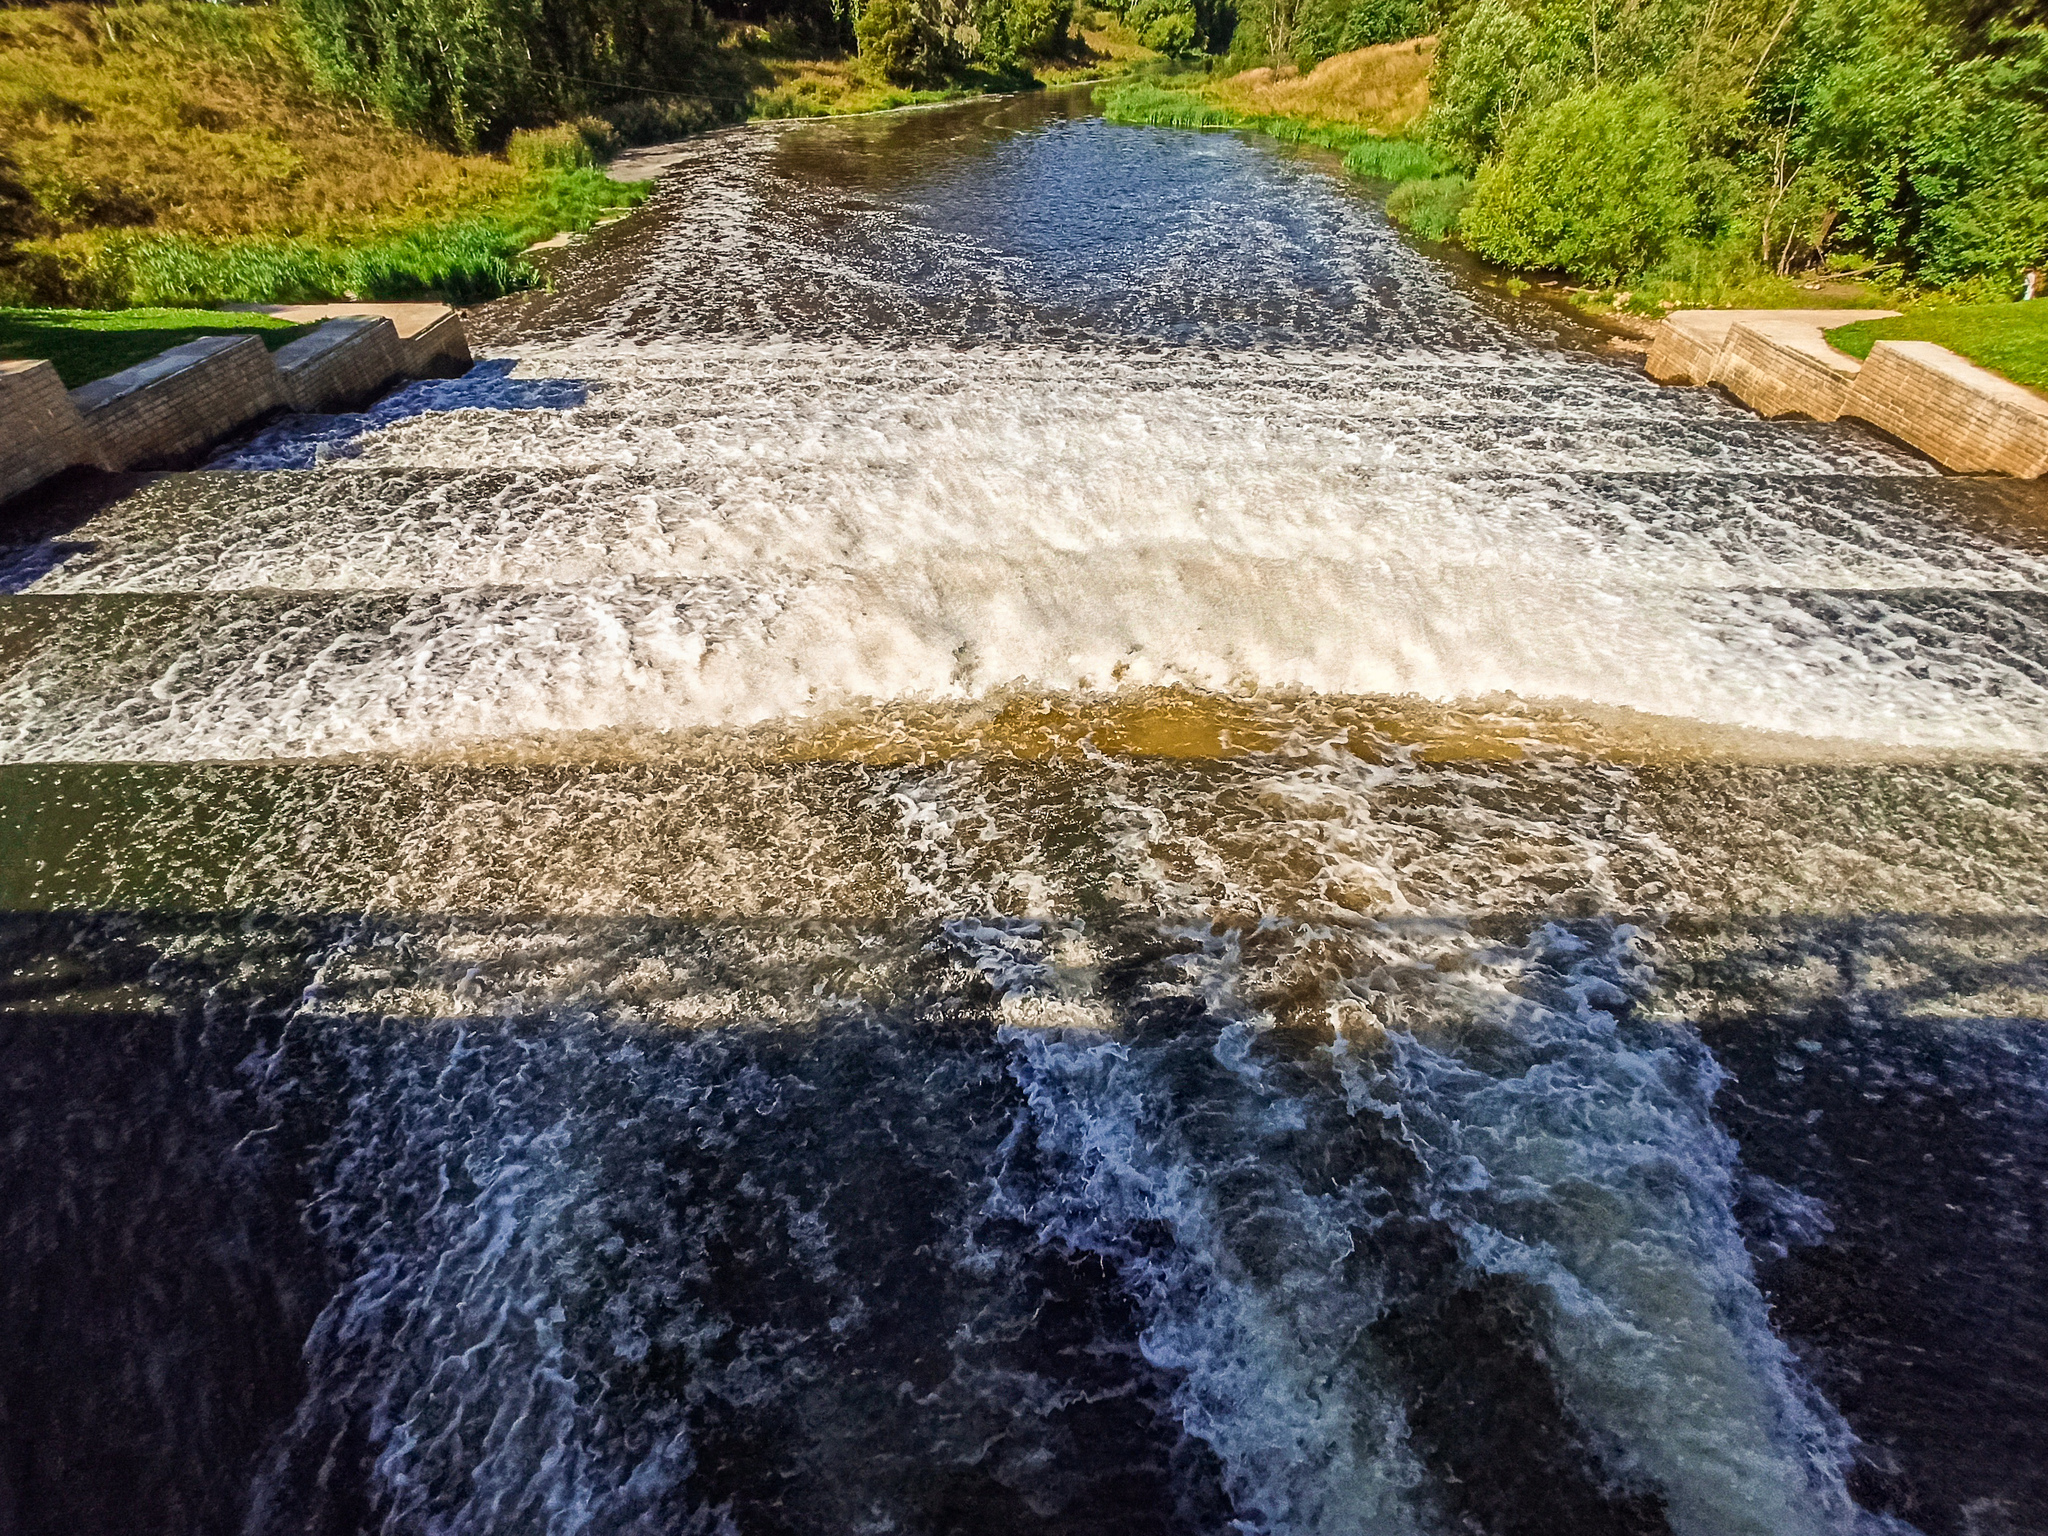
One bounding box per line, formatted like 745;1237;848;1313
2027;267;2043;300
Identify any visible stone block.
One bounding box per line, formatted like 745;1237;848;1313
1;359;101;506
1646;308;1896;386
276;317;406;413
400;310;473;379
1644;313;1727;384
223;302;472;382
1844;340;2048;477
1711;320;1863;421
71;334;287;471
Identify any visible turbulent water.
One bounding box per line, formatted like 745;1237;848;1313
4;88;2047;1536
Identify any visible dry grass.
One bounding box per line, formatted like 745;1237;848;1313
1071;14;1156;66
1211;36;1435;130
748;56;985;118
0;3;543;244
746;29;1150;118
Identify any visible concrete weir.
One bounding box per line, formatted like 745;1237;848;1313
1;303;472;504
1647;307;2048;476
0;359;102;505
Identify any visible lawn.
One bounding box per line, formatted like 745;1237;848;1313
1826;303;2048;393
0;305;309;387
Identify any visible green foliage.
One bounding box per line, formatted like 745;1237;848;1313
285;0;722;148
852;0;1073;78
1426;0;1543;169
976;0;1077;60
1419;0;2048;287
598;94;725;146
1230;0;1430;69
1825;301;2048;388
0;165;646;309
1098;80;1246;126
1385;172;1470;236
1100;80;1452;169
856;0;951;82
1342;135;1453;179
1340;0;1428;48
0;306;309;388
1460;80;1693;279
1129;0;1201;54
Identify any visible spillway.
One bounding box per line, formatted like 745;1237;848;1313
2;87;2044;1536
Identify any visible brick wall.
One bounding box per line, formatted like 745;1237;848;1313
277;318;406;413
1844;341;2048;477
1;359;101;506
71;334;287;471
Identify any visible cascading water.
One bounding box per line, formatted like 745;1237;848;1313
3;86;2045;1536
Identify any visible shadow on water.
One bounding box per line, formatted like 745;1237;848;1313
3;900;2044;1534
0;907;1697;1536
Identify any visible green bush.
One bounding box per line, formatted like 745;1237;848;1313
600;95;724;147
286;0;720;148
1340;0;1427;49
857;0;949;83
1386;174;1471;239
976;0;1075;60
1129;0;1200;54
1414;0;2048;289
1460;81;1694;280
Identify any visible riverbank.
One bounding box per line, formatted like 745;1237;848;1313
0;3;650;308
1096;48;1449;183
0;2;1153;312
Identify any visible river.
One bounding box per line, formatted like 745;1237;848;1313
2;86;2045;1536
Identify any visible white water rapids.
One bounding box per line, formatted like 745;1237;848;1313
1;94;2043;1536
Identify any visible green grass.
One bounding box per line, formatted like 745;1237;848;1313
1096;79;1451;216
1098;80;1447;174
1825;302;2048;392
0;305;311;387
10;162;647;310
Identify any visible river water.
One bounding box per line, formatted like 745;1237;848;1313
4;87;2047;1536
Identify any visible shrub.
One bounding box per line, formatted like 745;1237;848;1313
1460;80;1694;280
1386;174;1471;239
856;0;948;83
1340;0;1427;48
1426;0;1544;170
1130;0;1200;54
285;0;718;148
601;95;725;147
980;0;1076;59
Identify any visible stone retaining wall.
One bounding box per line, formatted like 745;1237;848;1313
1647;307;2048;476
1712;321;1862;422
1849;340;2048;477
71;334;287;472
276;317;407;413
1645;308;1894;386
0;360;101;504
3;304;472;508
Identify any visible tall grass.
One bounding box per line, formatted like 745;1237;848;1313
1098;79;1448;176
0;0;650;308
7;159;643;307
